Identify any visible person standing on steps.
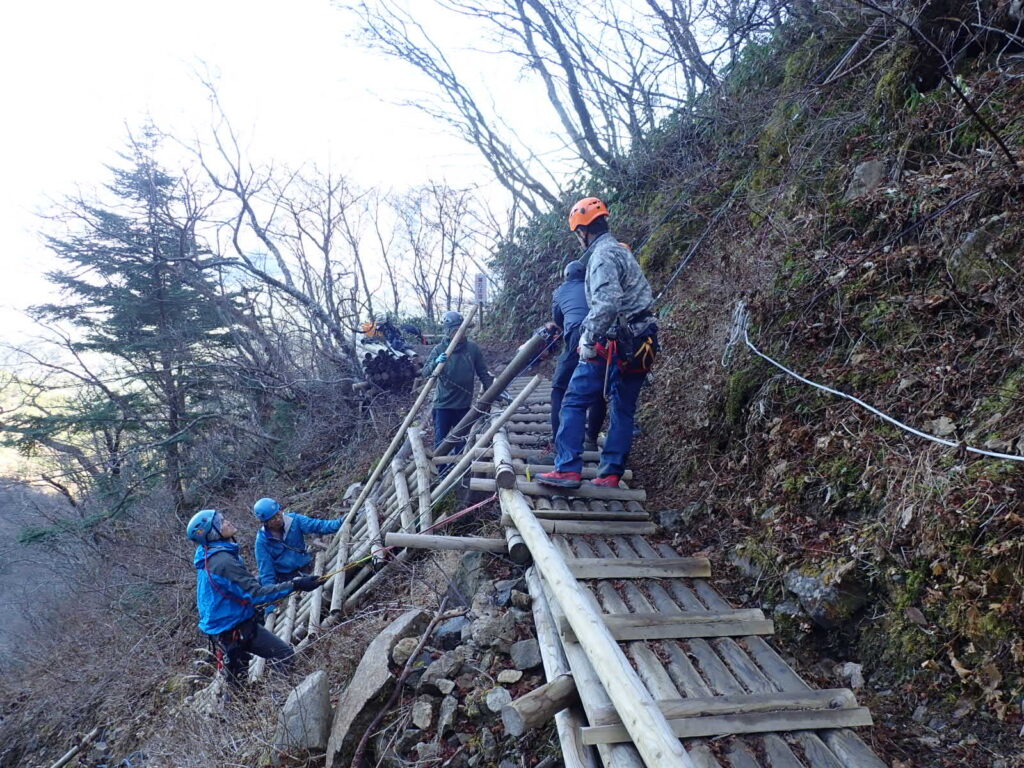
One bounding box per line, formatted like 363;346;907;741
538;197;658;490
187;509;321;685
547;259;606;455
253;497;344;588
421;310;494;452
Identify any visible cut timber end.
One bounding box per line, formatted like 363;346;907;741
505;527;531;565
501;673;579;737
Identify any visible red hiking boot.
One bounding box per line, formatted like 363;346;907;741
537;471;582;489
591;475;621;488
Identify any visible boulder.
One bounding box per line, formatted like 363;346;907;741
843;159;886;200
783;563;868;629
469;610;517;651
326;609;429;768
657;503;703;530
433;615;471;650
436;694;459;739
510;639;542;670
446;551;485;607
275;670;331;752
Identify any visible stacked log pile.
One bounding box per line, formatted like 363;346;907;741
357;339;419;392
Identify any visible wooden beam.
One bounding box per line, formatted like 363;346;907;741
581;706;874;745
364;498;385;565
492;431;517;490
502;673;579;737
559;611;774;643
474;477;645;502
531;507;648;522
391;458;415;533
407;426;434;530
434;447;602;465
589;689;858;727
471;462;632;481
384;532;508;553
498;488;695;767
566;557;710;580
500;513;657;536
505;527;531;565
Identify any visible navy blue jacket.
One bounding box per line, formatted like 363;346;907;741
255;512;343;586
193;541;294;635
552;275;589;336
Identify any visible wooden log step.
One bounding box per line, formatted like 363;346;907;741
500;513;657;536
566;557;710;579
434;447;602;465
470;461;631;481
585;692;864;745
472;477;645;502
581;705;873;745
559;610;773;643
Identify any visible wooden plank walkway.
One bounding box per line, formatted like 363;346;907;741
494;378;886;768
258;355;887;768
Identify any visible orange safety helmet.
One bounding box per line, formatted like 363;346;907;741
567;197;609;231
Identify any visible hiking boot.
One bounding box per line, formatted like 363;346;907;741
583;437;599;452
537;471;582;489
591;475;621;488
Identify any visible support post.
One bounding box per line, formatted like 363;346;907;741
407;427;434;530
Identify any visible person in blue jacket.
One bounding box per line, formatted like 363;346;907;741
253;497;344;587
187;509;320;685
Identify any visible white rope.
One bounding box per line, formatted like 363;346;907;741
743;328;1024;463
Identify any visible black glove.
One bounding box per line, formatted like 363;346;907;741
292;575;322;592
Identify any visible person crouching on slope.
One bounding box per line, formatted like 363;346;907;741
187;509;321;685
253;497;344;588
538;197;658;490
421;310;494;452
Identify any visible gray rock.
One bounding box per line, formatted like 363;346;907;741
470;611;516;651
844;159;886;200
420;649;465;694
416;742;440;761
510;590;532;609
510;638;542;670
772;600;803;617
447;551;485;607
480;727;498;762
436;695;458;739
657;503;703;530
497;669;523;684
783;564;868;629
433;615;471;650
436;678;456;695
276;670;331;752
499;760;517;768
485;686;513;713
946;214;1008;291
727;549;766;579
392;636;420;667
326;609;429;768
412;695;435;730
493;577;526;607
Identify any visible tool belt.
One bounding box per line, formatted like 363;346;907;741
218;616;258;649
614;311;658;374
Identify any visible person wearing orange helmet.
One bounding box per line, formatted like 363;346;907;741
538;197;657;490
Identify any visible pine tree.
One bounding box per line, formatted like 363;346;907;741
28;135;237;511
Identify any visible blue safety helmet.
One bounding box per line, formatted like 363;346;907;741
187;509;223;545
441;310;463;330
564;260;584;281
253;497;281;522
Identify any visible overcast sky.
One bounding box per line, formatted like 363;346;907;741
0;0;557;341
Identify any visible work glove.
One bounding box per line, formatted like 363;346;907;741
578;333;597;360
435;352;448;364
291;575;322;592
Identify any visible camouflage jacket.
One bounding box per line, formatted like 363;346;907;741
581;233;654;341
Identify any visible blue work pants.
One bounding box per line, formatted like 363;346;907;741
554;350;647;477
551;328;606;442
433;407;470;451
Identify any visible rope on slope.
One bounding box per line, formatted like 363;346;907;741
726;301;1024;463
